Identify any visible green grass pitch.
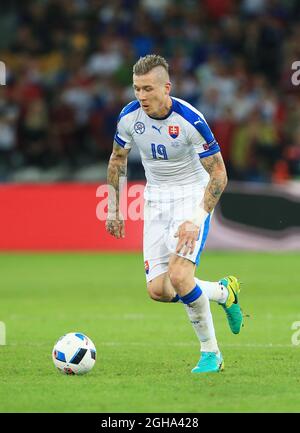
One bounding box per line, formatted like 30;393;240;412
0;251;299;413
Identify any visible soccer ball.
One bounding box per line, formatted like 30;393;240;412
52;332;96;375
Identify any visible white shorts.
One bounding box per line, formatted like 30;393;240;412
143;188;212;282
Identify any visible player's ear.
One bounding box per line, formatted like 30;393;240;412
165;81;171;94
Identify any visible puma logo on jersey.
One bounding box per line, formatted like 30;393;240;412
194;118;204;125
152;125;162;134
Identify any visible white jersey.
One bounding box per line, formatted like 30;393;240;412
114;96;220;200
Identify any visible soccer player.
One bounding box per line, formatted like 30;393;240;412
105;54;243;374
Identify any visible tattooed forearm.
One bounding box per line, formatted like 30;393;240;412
107;142;130;215
200;153;228;213
204;175;227;213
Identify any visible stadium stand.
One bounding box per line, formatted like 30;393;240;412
0;0;299;183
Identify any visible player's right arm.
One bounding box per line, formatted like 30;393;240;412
105;141;130;239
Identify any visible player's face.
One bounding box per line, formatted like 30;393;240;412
133;70;171;118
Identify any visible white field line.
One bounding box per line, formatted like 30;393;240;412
100;342;296;348
4;342;296;348
8;313;300;321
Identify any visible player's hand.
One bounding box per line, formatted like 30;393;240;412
105;213;125;239
174;221;200;256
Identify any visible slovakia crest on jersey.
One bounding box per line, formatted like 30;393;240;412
168;125;180;139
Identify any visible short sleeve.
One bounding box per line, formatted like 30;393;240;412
189;115;220;158
114;116;133;150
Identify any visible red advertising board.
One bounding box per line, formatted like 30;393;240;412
0;183;144;251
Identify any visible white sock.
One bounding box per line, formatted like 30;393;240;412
194;277;228;304
183;292;219;354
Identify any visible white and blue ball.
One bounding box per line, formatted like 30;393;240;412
52;332;96;375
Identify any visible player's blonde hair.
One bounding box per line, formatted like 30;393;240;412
133;54;169;76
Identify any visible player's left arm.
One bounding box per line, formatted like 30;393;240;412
200;151;228;214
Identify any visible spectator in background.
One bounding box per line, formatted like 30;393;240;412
86;36;123;77
285;127;300;178
49;93;77;167
0;88;19;179
20;98;50;168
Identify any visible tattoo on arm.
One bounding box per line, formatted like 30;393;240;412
107;141;130;216
200;152;228;213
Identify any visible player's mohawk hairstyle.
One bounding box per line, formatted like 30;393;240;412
133;54;169;76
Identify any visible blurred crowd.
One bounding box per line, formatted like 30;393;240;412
0;0;300;182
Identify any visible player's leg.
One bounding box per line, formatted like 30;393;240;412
216;276;244;334
194;276;243;334
149;272;243;334
147;272;179;303
166;205;225;373
143;198;172;300
194;278;228;303
144;203;223;372
147;277;229;305
147;270;238;307
167;197;243;334
168;254;223;373
147;274;243;335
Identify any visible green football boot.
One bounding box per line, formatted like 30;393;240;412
219;276;243;334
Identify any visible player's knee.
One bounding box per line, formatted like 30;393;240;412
147;281;164;302
168;266;187;291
